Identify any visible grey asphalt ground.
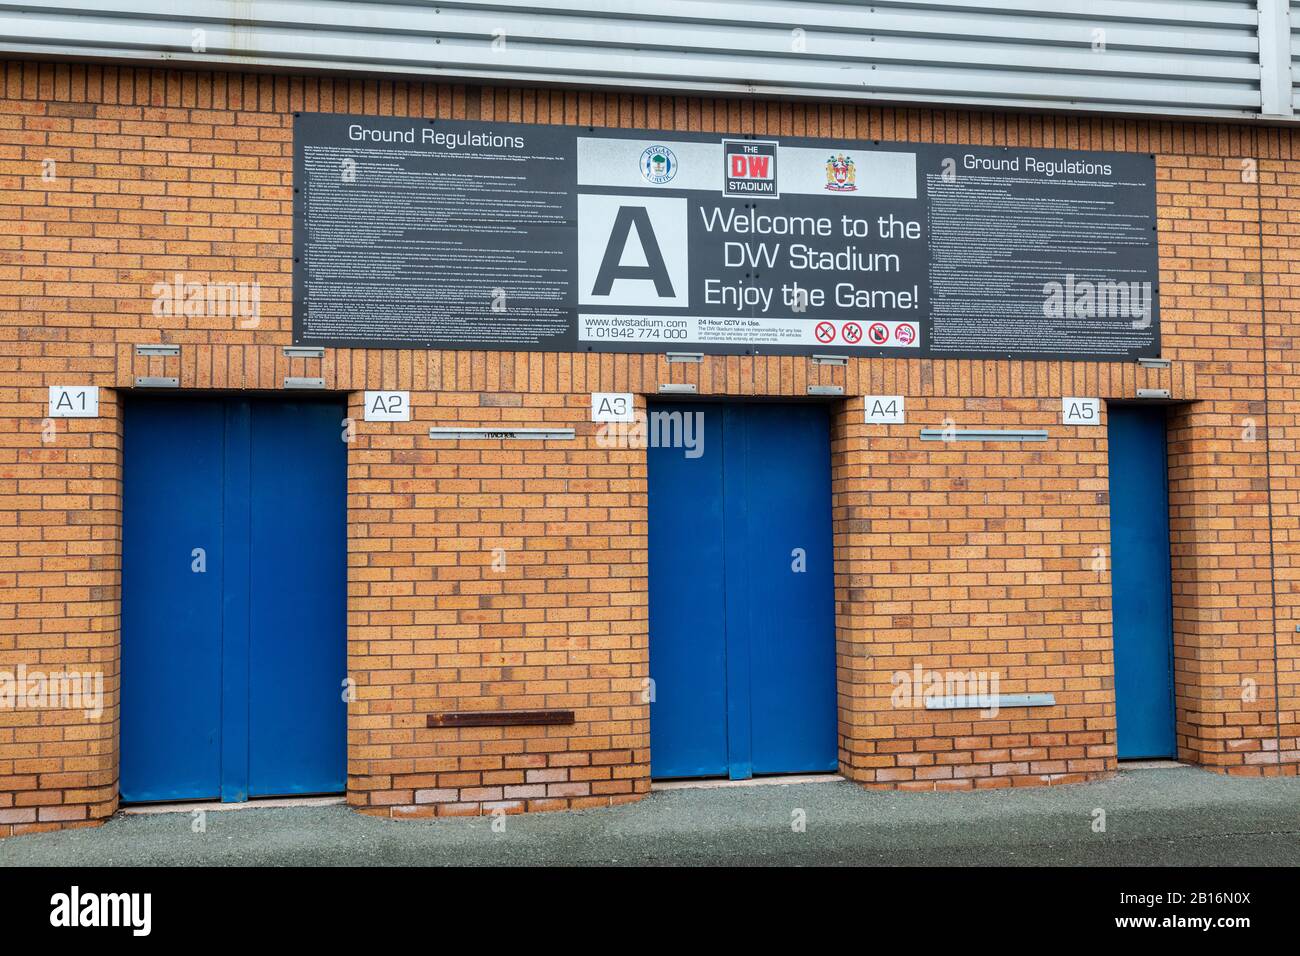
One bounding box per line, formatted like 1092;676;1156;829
1;766;1297;866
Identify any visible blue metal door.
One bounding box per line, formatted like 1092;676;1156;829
122;397;347;802
649;402;837;779
248;402;347;797
647;404;727;778
740;404;838;775
121;400;226;801
1107;404;1176;759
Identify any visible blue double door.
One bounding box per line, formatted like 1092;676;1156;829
648;402;838;780
1107;404;1177;759
121;397;347;802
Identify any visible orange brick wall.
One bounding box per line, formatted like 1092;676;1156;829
834;392;1114;788
1;60;1297;836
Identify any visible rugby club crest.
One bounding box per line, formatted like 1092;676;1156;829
825;153;856;191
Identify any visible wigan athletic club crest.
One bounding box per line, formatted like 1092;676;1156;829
639;145;678;184
825;153;856;191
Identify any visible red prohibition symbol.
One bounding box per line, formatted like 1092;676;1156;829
815;321;836;343
868;322;889;344
842;322;863;344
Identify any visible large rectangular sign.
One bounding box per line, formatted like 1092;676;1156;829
293;114;1159;360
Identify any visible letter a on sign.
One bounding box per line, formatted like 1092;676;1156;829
592;208;675;298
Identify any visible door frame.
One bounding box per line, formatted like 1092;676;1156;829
1105;400;1178;761
646;396;840;781
119;390;350;804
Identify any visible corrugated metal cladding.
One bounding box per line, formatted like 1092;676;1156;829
1291;0;1300;108
0;0;1294;122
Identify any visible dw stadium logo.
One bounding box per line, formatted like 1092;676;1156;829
723;139;779;198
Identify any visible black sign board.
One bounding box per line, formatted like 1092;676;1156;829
293;114;1160;360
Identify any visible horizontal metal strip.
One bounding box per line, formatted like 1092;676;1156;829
918;429;1049;441
428;426;576;440
427;709;575;727
924;692;1057;710
361;0;1262;30
283;345;324;359
4;43;1264;118
0;21;1262;107
4;0;1260;57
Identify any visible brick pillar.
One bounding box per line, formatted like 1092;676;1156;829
0;379;120;836
1162;151;1283;774
1260;154;1300;773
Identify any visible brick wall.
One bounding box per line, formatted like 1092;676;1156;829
835;391;1115;789
345;385;648;818
1;60;1297;836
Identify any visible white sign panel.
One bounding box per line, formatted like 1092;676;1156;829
864;395;905;425
364;391;410;422
574;137;917;198
577;194;689;308
1062;397;1101;426
591;392;635;422
47;385;98;418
